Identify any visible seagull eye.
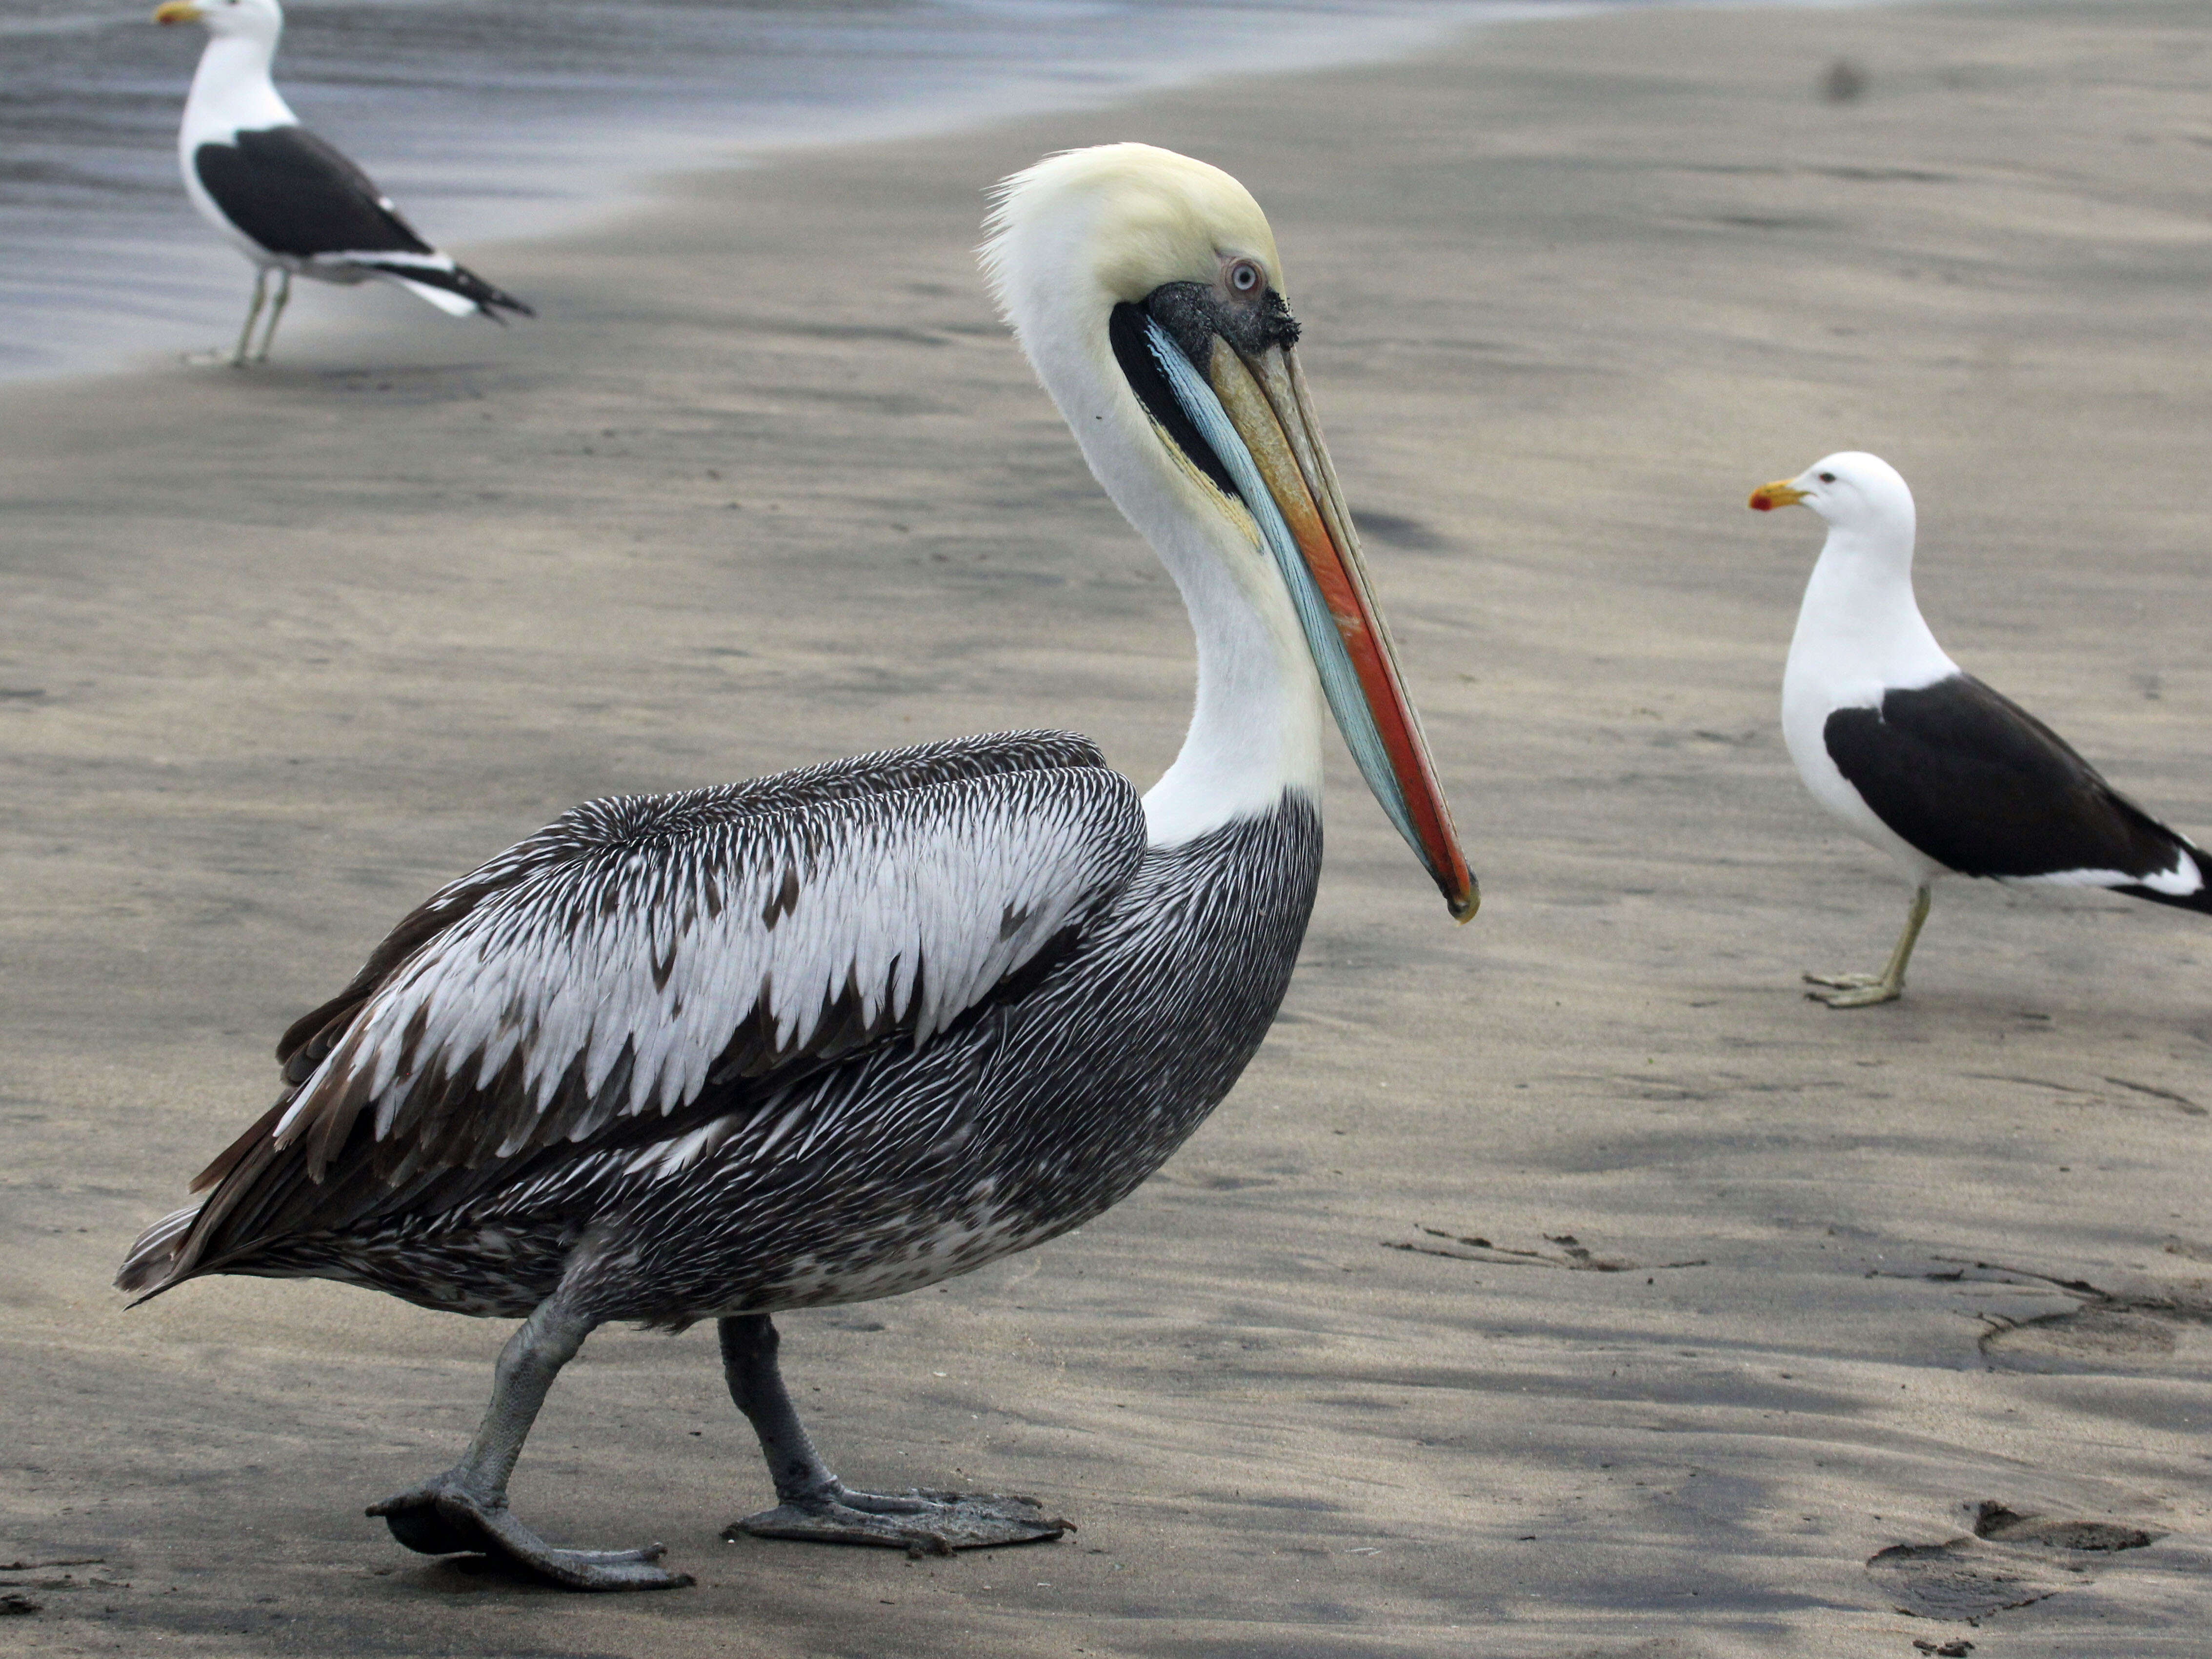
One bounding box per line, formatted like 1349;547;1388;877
1817;471;1835;483
1225;259;1263;297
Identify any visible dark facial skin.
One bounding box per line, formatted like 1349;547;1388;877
1139;258;1300;371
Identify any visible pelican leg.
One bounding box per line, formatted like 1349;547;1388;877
1806;882;1930;1008
718;1313;1068;1555
231;268;270;367
368;1294;693;1591
251;270;292;363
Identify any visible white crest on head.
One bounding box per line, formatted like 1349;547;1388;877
982;143;1283;322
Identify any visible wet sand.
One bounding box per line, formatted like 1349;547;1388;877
3;1;2210;1654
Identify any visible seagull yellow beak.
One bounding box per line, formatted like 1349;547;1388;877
1748;480;1808;512
153;2;203;22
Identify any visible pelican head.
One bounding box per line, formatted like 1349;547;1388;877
154;0;282;40
984;144;1476;921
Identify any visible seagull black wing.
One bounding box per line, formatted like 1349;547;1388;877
1825;673;2212;906
196;124;427;258
194;124;533;316
120;731;1145;1294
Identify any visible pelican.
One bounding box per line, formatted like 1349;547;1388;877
155;0;531;366
1753;450;2210;1006
119;143;1476;1591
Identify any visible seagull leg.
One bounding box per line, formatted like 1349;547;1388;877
368;1292;693;1591
252;270;292;363
718;1313;1068;1555
1806;882;1930;1007
231;268;269;368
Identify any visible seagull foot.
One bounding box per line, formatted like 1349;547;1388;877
1803;971;1900;1008
370;1474;693;1591
726;1486;1070;1556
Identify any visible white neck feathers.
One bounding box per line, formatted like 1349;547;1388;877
1788;514;1955;699
987;175;1323;848
1136;490;1326;847
182;33;295;146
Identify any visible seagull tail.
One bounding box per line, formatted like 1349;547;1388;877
356;257;536;320
2127;839;2212;914
2109;798;2212;914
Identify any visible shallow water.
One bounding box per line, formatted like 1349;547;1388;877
0;0;1809;382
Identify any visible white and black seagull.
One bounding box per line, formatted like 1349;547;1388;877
155;0;531;365
1752;450;2210;1006
116;145;1476;1591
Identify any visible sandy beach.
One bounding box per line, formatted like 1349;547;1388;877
3;1;2210;1653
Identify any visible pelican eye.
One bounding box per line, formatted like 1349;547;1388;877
1817;471;1835;483
1225;259;1263;297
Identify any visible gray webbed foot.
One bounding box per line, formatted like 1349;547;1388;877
371;1474;693;1592
727;1483;1069;1556
715;1314;1066;1558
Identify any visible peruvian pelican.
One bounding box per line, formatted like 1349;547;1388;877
119;142;1476;1591
1754;451;2211;1006
155;0;531;366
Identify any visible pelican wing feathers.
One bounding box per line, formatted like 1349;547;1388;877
122;730;1143;1293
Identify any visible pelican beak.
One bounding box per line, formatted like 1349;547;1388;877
1207;341;1475;920
154;2;204;21
1138;313;1475;921
1749;480;1808;512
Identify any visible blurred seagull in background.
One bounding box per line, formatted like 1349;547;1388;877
155;0;531;365
1752;451;2212;1006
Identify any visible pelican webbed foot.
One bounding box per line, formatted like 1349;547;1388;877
369;1292;692;1591
727;1484;1067;1555
718;1312;1070;1558
371;1473;692;1591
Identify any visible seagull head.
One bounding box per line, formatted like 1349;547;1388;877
154;0;283;41
1749;451;1915;541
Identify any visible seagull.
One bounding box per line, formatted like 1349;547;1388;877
116;143;1477;1591
154;0;531;366
1751;450;2210;1006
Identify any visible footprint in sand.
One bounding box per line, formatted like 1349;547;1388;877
1866;1501;2160;1623
1980;1306;2179;1365
1866;1539;2060;1622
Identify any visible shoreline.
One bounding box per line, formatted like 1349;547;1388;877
4;2;2211;1655
5;0;1587;388
5;0;1937;390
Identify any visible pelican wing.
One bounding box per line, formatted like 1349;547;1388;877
211;731;1142;1198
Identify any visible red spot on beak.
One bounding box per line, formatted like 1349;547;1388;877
1749;490;1775;512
